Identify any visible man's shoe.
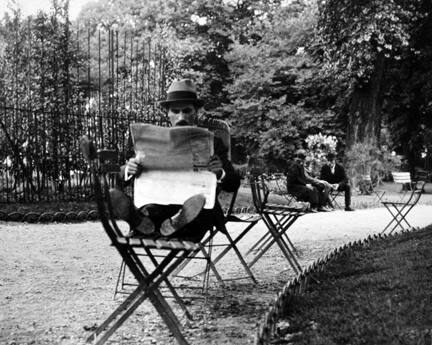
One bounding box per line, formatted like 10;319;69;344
317;206;331;212
345;206;355;212
292;201;310;212
109;188;155;235
309;208;319;213
160;194;206;236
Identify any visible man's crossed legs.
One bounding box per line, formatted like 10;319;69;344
109;189;209;242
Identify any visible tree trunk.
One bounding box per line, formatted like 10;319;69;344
346;54;385;148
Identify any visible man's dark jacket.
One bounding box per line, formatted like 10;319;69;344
320;163;348;185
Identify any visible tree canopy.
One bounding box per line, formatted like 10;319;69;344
1;0;431;173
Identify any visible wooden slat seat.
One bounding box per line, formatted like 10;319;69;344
392;171;412;185
117;236;200;250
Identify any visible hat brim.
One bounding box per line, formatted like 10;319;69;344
159;98;204;109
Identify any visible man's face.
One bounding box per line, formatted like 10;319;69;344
167;101;198;126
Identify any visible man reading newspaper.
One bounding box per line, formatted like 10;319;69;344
110;79;240;242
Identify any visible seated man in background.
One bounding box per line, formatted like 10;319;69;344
320;152;354;211
110;79;241;242
286;149;333;212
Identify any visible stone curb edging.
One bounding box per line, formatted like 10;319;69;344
0;206;256;224
253;227;420;345
0;209;100;223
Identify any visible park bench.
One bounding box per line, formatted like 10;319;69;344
380;172;426;234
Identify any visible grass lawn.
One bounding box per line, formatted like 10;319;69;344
275;225;432;345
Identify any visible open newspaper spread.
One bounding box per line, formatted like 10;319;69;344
130;123;217;209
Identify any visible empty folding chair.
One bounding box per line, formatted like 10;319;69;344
359;174;386;202
381;173;426;234
247;173;307;275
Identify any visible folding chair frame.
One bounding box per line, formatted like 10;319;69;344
329;190;343;209
381;180;426;235
248;174;305;275
165;191;262;287
114;118;258;297
82;145;199;345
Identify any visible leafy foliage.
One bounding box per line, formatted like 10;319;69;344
223;1;341;166
0;1;84;186
345;142;401;188
317;0;431;156
317;0;414;88
304;133;338;177
382;0;432;169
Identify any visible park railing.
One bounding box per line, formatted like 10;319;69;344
0;104;170;203
0;22;175;203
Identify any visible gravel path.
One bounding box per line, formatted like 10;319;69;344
1;205;432;345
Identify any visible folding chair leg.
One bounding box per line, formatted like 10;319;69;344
189;222;259;284
247;224;300;275
247;232;272;256
388;208;414;234
88;250;191;345
381;202;415;234
89;282;188;345
267;221;302;274
143;247;193;321
207;222;256;268
223;231;257;284
171;230;215;277
272;216;299;256
114;259;127;299
199;245;226;286
247;214;292;255
248;215;301;274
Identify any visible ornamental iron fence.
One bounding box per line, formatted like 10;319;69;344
0;26;174;203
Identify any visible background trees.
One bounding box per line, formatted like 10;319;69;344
72;0;432;172
317;0;432;172
1;0;431;177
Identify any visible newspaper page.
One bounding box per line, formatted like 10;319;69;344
130;123;216;209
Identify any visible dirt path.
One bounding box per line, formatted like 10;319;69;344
1;205;432;345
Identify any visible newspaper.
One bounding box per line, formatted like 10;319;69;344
130;123;217;209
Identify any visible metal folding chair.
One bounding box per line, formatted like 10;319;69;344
114;118;257;298
360;174;386;202
247;173;306;275
267;173;297;205
80;138;198;345
329;189;343;209
171;188;260;285
392;171;414;198
381;178;426;234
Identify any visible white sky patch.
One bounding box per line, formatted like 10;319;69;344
0;0;92;20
